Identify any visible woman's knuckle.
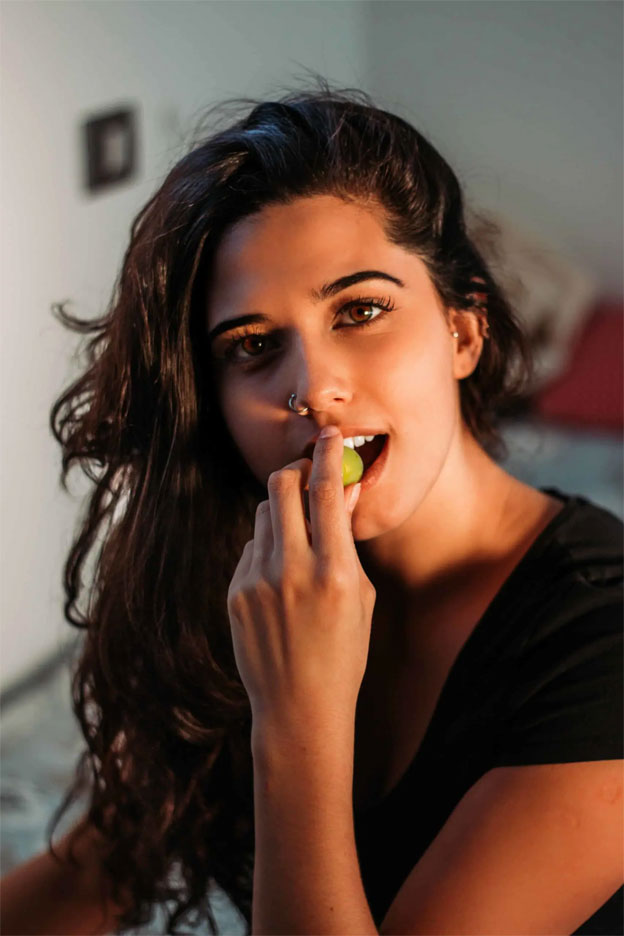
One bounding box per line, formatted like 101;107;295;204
227;588;244;613
266;472;281;493
279;574;302;604
365;579;377;599
267;469;298;493
309;479;336;503
252;576;273;600
316;564;349;593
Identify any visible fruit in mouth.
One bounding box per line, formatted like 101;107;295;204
342;446;364;485
341;435;387;485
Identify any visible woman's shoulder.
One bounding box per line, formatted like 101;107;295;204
520;487;622;591
486;487;622;654
486;493;623;768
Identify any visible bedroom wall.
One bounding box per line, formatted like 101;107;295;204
1;0;621;694
0;0;369;693
365;0;623;294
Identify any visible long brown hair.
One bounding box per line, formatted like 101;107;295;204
47;76;532;933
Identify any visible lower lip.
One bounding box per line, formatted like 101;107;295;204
359;435;390;492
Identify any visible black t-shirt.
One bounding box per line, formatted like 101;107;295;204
353;488;623;935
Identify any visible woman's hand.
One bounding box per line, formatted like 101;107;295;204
226;426;376;735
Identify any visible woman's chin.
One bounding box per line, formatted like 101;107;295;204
350;509;388;543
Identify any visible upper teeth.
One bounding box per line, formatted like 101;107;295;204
343;435;377;449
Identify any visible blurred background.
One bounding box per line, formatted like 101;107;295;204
1;1;622;932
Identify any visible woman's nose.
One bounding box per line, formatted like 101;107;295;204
286;338;353;413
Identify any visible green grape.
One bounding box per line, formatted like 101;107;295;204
342;445;364;486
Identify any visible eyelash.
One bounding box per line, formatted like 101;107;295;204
219;295;396;365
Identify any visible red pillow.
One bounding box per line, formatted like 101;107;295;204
535;298;623;433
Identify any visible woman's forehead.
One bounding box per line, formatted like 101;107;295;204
205;196;430;319
211;196;388;273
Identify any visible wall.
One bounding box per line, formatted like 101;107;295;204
366;0;623;293
0;0;369;692
1;0;621;692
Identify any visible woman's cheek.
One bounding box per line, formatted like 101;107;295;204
215;390;270;482
236;431;276;484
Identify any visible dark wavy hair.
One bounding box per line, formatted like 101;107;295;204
46;77;533;933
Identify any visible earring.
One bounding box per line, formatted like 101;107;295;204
451;331;459;339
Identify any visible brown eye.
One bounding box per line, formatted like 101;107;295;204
348;304;376;324
220;295;395;366
239;335;266;357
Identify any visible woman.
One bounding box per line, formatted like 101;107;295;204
1;80;622;935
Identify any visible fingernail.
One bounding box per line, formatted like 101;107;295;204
319;425;340;439
346;483;361;511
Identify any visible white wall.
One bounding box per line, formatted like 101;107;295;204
0;0;369;692
366;0;623;293
1;0;621;692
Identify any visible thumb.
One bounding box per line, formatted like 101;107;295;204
345;482;362;515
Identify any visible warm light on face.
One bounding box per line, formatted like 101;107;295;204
204;195;463;540
207;268;406;352
209;285;400;369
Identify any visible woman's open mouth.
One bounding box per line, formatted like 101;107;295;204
359;434;389;491
355;434;385;472
301;433;389;524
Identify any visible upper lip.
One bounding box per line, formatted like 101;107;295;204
299;428;388;461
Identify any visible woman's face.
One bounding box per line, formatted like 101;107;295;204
205;194;466;541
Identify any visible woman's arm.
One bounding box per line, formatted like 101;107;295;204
0;816;131;936
251;720;378;936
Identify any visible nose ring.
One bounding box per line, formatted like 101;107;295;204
288;393;310;416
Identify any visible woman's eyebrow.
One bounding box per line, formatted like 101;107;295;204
207;269;404;347
310;269;405;300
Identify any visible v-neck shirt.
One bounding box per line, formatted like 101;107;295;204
353;487;623;934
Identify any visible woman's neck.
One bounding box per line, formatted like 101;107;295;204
355;433;563;672
356;427;519;595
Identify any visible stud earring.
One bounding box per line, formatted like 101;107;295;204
451;331;459;339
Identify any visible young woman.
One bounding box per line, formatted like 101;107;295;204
1;80;622;935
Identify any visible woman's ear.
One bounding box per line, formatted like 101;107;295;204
450;308;489;380
450;278;490;379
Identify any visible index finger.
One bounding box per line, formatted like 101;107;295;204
308;427;354;566
266;458;313;560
